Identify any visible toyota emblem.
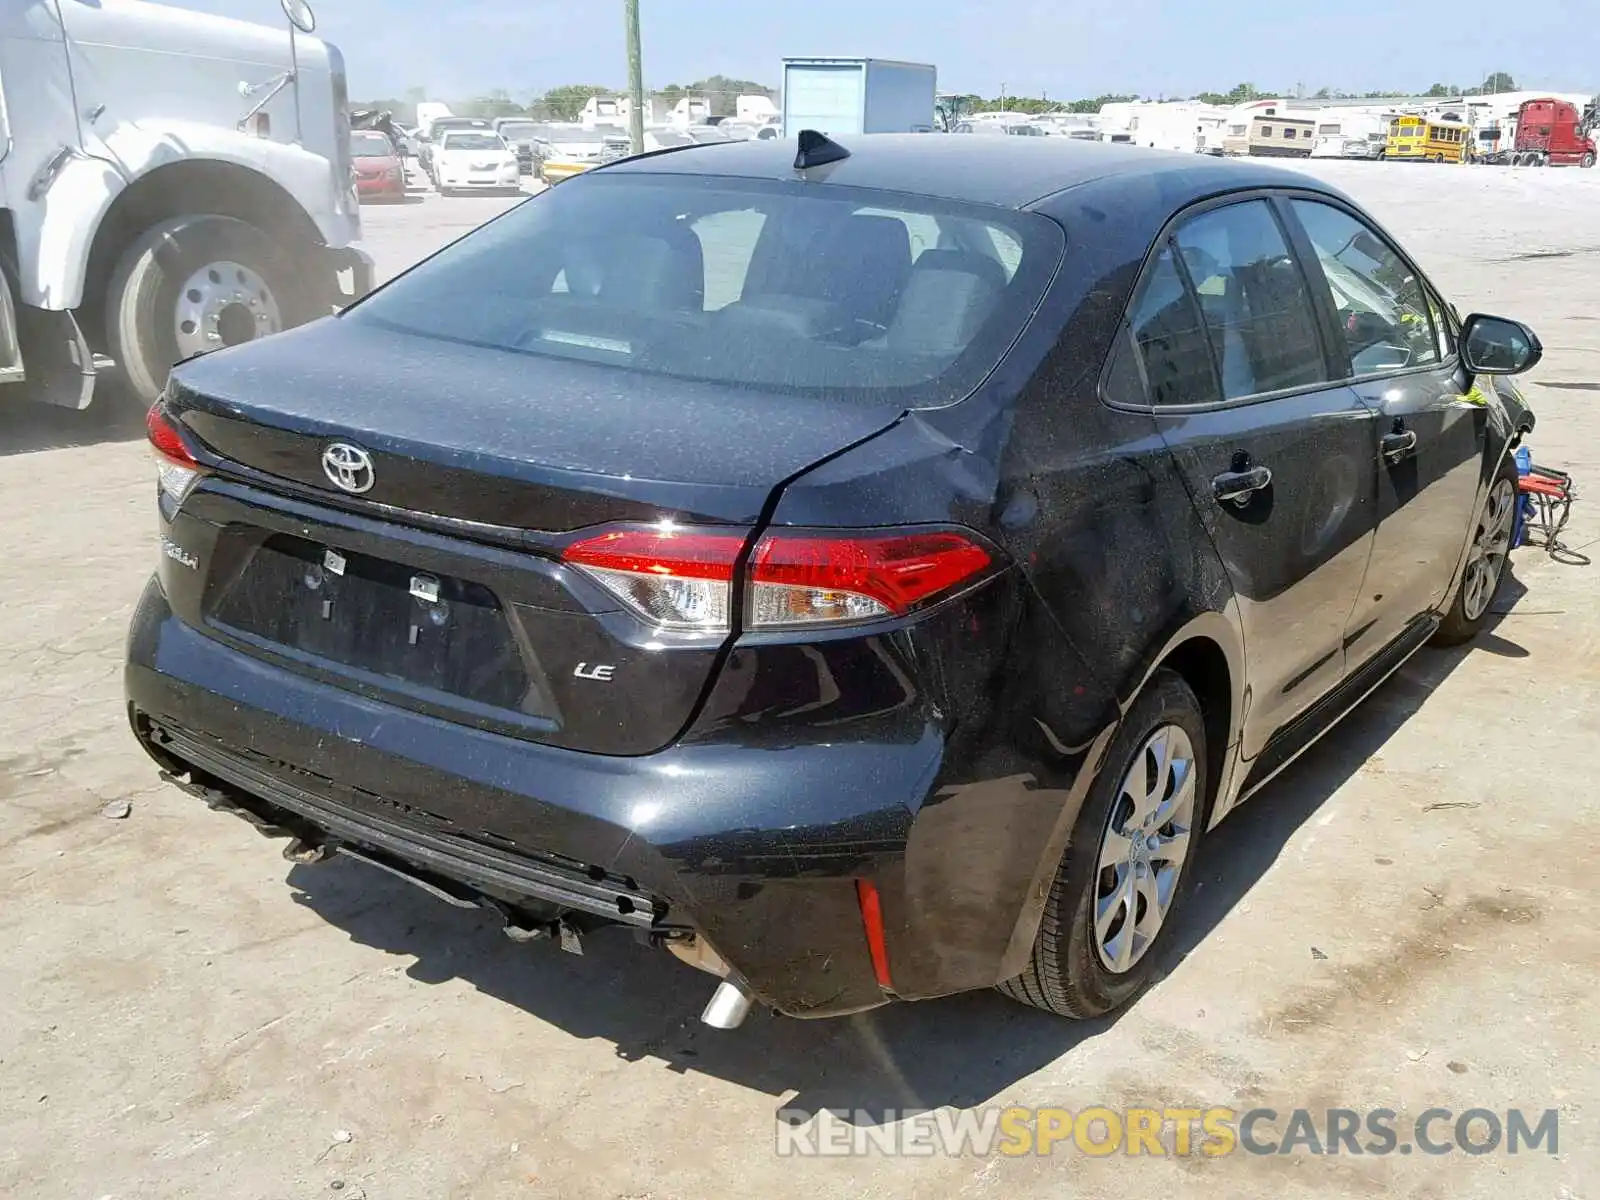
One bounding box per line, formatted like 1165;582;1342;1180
322;442;375;494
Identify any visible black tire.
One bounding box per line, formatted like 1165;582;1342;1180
1582;152;1596;169
1432;454;1519;646
998;669;1209;1019
106;214;312;408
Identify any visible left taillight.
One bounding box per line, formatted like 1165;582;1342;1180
146;404;206;504
561;523;998;634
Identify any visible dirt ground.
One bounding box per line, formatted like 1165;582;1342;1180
2;161;1597;1200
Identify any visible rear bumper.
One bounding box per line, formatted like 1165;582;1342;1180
125;578;994;1018
356;177;405;199
438;179;523;191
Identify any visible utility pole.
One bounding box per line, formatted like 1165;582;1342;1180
624;0;645;155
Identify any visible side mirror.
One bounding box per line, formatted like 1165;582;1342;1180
1460;313;1542;375
281;0;316;33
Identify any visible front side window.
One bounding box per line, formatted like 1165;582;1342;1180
1171;200;1327;400
347;174;1062;408
1426;289;1456;360
1290;199;1439;376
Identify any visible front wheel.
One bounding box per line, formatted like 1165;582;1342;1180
999;670;1208;1019
106;214;311;407
1582;152;1596;169
1433;457;1519;645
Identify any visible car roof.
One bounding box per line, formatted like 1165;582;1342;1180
597;133;1341;211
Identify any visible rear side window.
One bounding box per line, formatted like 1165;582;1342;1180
347;174;1063;408
1172;200;1328;400
1290;199;1440;376
1117;247;1221;408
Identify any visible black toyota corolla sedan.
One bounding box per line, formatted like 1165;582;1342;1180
126;134;1539;1028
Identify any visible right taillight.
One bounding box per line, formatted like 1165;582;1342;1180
146;404;207;504
561;523;996;634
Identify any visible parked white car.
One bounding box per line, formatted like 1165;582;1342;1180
432;131;521;196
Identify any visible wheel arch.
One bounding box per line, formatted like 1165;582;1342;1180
1160;634;1236;827
81;160;325;349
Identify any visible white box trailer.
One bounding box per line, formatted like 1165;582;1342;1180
780;57;936;138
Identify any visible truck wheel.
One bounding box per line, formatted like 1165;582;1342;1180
106;214;311;407
1582;152;1596;169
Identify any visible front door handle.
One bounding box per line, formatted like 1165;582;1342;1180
1212;464;1273;507
1381;429;1418;462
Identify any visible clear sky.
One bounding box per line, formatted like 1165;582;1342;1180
176;0;1596;104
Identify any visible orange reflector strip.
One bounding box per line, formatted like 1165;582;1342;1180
855;879;893;990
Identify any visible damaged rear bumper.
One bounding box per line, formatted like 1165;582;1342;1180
124;578;936;1019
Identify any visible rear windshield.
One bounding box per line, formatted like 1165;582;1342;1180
441;133;505;151
348;173;1063;408
349;132;392;155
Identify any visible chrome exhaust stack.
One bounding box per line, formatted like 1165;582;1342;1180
665;934;757;1029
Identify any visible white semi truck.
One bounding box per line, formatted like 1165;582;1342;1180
0;0;372;412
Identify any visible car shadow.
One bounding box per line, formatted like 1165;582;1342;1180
282;572;1531;1124
0;378;147;458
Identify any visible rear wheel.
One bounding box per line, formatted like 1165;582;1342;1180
106;214;311;407
1433;456;1518;645
999;670;1208;1018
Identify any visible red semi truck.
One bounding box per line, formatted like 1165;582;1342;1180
1508;96;1597;167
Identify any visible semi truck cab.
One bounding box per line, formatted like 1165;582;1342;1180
0;0;372;411
1512;97;1598;167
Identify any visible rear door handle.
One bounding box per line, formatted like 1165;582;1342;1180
1381;429;1418;461
1212;465;1273;507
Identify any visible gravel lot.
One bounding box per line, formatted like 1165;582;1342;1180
2;160;1597;1200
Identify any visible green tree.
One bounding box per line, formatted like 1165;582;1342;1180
538;84;611;122
1225;82;1259;103
1061;92;1138;114
1481;71;1516;93
456;88;526;119
984;95;1060;115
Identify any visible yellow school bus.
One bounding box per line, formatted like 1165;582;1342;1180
1385;114;1470;162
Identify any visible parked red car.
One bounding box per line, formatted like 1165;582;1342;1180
351;130;406;202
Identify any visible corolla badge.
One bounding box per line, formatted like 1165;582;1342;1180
322;442;375;494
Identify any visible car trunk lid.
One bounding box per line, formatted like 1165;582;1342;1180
161;318;904;755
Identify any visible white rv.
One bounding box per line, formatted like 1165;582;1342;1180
1310;110;1395;159
0;0;370;411
415;101;454;135
1122;101;1231;152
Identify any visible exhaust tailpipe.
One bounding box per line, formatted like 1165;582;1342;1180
664;935;756;1028
701;978;755;1029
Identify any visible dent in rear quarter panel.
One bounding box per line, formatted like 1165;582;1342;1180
730;181;1249;996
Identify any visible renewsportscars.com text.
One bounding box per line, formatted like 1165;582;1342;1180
774;1106;1560;1158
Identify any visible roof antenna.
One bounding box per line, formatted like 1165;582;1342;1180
794;129;851;170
